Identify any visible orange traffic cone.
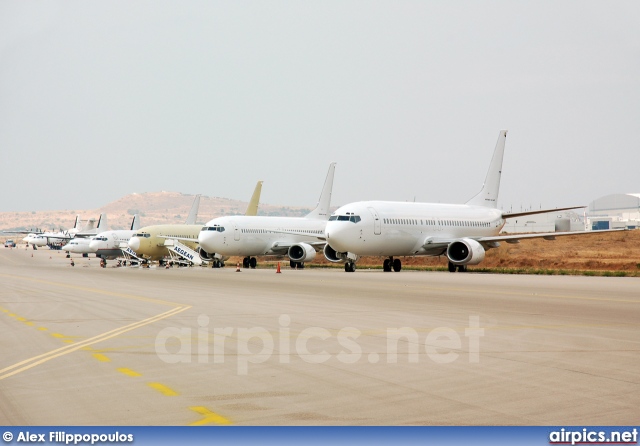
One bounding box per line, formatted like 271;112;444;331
276;262;281;273
236;262;241;272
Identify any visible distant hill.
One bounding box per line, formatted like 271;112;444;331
0;191;311;231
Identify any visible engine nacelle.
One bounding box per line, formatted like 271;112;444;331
288;243;316;262
323;244;359;263
446;238;486;265
198;247;215;261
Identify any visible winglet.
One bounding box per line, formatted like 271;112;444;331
185;194;201;225
245;181;263;216
466;130;507;208
305;163;336;220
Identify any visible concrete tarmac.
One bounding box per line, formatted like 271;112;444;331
0;246;638;425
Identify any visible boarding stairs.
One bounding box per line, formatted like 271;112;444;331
164;239;203;266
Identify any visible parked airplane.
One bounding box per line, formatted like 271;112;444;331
198;163;336;269
322;131;619;272
36;214;108;247
129;183;263;266
89;214;141;262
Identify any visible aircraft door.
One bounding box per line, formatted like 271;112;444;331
233;223;241;241
367;207;381;235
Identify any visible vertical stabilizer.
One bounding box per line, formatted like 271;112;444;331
130;214;141;231
465;130;507;208
185;195;201;225
305;163;336;220
97;213;108;231
73;215;81;230
245;181;263;216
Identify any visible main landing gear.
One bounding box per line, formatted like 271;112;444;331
289;260;305;269
448;261;468;273
212;259;225;268
242;257;257;269
344;261;356;272
383;257;402;272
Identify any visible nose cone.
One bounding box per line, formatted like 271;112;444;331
198;231;218;254
61;243;72;251
128;236;140;252
89;239;101;251
324;222;352;252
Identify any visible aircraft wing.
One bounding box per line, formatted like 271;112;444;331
267;229;327;241
476;228;626;244
157;235;199;244
502;206;585;219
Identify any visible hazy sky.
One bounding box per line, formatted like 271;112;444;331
1;1;639;213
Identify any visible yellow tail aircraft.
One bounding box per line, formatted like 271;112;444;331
127;182;262;267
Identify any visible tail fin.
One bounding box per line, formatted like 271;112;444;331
465;130;507;208
305;163;336;220
96;213;108;231
130;214;141;230
245;181;263;216
185;194;201;225
73;215;81;230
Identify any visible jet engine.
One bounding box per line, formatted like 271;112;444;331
446;238;486;265
288;243;316;262
198;247;215;261
323;244;359;263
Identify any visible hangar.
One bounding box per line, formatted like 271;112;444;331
587;193;640;230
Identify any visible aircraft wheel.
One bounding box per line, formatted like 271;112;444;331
448;261;457;272
243;257;250;269
458;265;468;272
249;257;257;269
392;259;402;272
290;260;296;269
383;258;391;272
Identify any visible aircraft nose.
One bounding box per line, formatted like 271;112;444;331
324;222;351;252
128;237;140;252
89;240;100;251
198;231;214;253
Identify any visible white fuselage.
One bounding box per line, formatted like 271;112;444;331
90;230;137;259
199;216;326;257
325;201;505;257
62;237;95;254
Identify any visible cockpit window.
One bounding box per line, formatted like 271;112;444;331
203;226;225;232
134;233;150;238
332;214;361;223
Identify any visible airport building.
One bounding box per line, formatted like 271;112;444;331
587;193;640;230
501;193;640;233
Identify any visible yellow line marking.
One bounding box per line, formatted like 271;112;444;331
93;353;110;362
50;333;65;338
62;340;74;344
8;313;16;317
0;305;189;380
82;346;93;351
16;317;26;321
148;382;178;396
117;368;142;377
38;327;48;331
189;406;232;426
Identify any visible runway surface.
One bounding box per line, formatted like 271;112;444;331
1;247;638;425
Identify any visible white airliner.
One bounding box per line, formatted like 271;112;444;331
60;215;111;254
198;163;336;269
129;184;262;266
89;214;141;262
32;215;107;248
323;131;619;272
